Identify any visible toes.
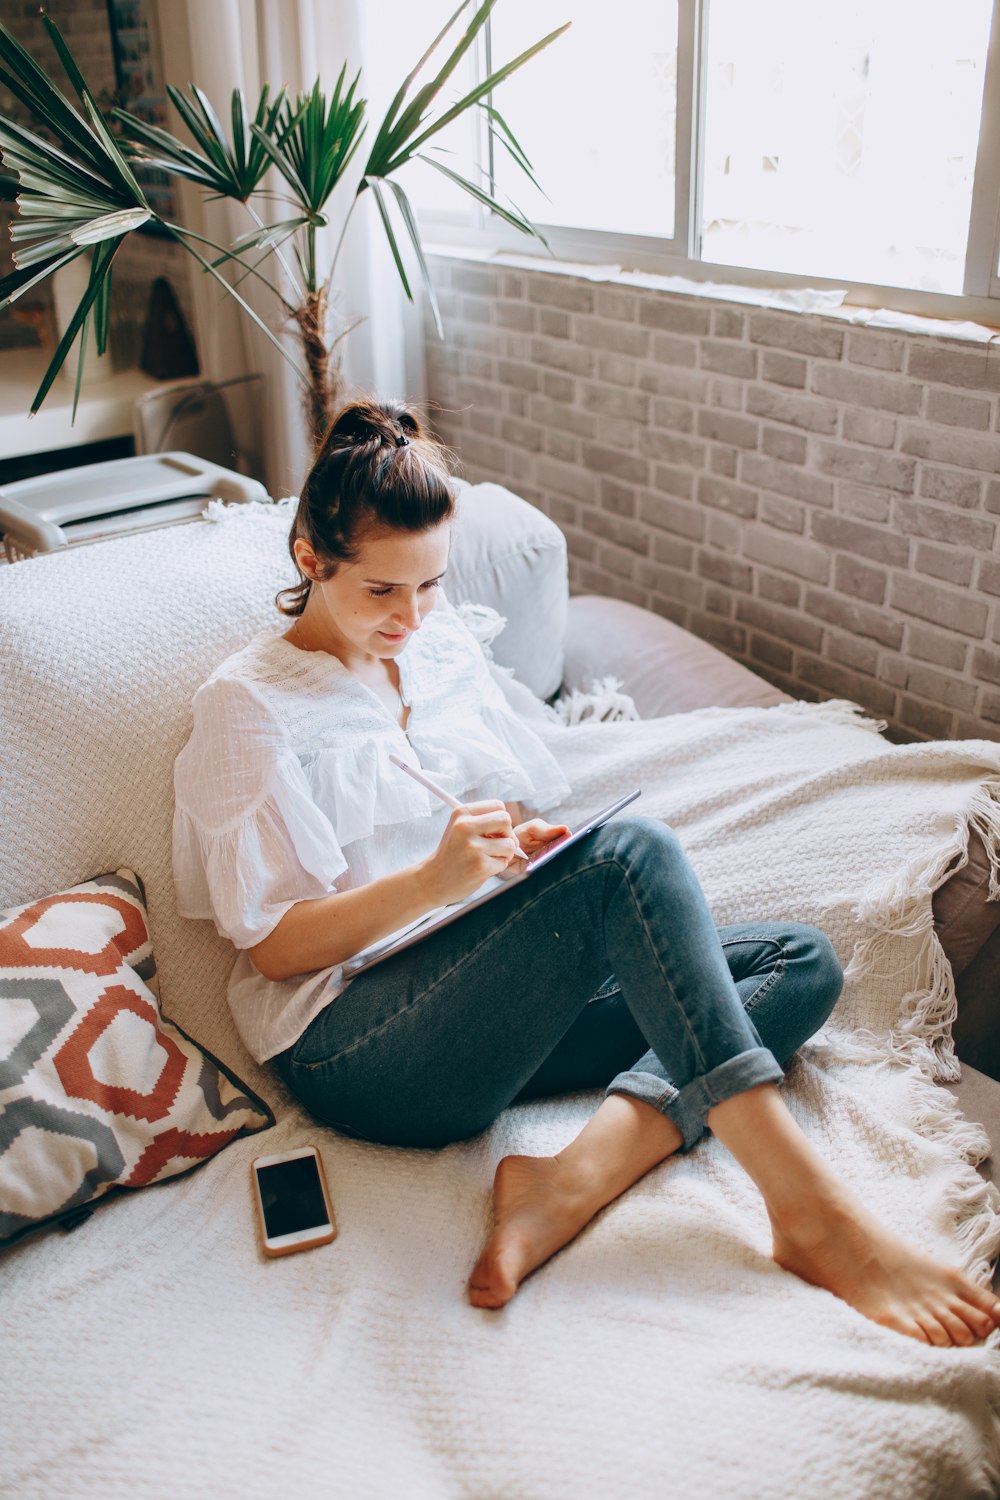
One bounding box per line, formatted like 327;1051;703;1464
949;1271;1000;1323
467;1241;520;1309
970;1307;998;1338
467;1260;511;1309
873;1277;1000;1346
936;1306;976;1347
915;1313;953;1348
468;1285;506;1309
874;1308;932;1344
948;1298;996;1341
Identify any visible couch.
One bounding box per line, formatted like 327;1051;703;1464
3;476;1000;1499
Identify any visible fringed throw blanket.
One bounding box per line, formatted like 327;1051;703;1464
453;689;1000;1494
7;577;1000;1497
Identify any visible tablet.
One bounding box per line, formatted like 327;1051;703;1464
342;787;642;978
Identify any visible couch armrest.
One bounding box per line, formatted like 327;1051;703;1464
562;595;791;719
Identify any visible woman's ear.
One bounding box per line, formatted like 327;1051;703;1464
293;537;320;580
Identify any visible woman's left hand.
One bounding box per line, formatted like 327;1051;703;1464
511;818;572;861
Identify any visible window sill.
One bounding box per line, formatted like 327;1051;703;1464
426;241;1000;349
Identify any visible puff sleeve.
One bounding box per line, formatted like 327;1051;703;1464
172;674;348;948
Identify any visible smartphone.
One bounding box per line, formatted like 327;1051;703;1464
251;1145;337;1257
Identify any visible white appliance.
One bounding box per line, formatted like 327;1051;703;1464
0;451;268;562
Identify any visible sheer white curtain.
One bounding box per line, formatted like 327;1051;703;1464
153;0;424;498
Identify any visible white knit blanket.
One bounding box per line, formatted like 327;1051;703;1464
7;695;1000;1498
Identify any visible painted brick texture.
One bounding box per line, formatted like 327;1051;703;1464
426;255;1000;741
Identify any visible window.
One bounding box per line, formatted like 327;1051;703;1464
489;0;679;239
388;0;1000;316
701;0;992;296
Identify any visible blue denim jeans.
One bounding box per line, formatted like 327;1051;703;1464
275;817;843;1151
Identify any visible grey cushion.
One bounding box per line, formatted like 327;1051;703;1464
563;595;789;716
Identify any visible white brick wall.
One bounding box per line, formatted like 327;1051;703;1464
425;253;1000;742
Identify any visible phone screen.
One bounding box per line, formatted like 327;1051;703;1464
256;1155;330;1238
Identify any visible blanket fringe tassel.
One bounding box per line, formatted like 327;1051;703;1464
830;777;1000;1086
906;1068;1000;1271
552;676;640;726
985;1378;1000;1496
775;696;887;734
203;496;297;523
818;776;1000;1305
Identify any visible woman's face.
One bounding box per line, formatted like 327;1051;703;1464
295;520;452;663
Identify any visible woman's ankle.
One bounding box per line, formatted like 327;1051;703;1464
767;1182;863;1248
554;1095;683;1211
708;1083;857;1226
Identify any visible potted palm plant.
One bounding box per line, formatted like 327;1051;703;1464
0;2;566;452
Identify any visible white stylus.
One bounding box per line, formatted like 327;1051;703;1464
388;753;530;859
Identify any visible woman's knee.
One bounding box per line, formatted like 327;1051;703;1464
596;814;688;880
738;923;842;1067
785;923;844;1027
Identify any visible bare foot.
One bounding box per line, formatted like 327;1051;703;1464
772;1195;1000;1346
468;1154;601;1309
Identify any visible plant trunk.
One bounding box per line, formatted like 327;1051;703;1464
292;289;345;456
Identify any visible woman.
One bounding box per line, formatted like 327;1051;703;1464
174;398;1000;1345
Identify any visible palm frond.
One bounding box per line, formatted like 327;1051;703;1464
248;102;310;205
117;81;288;200
0;21;110;178
113;108;230;193
366;0;473;173
364;0;493;179
0;14;154;407
31;235;123;416
43;17;148;203
417;153;549;248
480;103;544;195
384;177;444;337
399;22;569;167
0;116;115;201
382;1;494;163
360;4;566;253
251;70;367;216
92;240;114;355
367;178;413;302
10;206;151;268
164;220;310;387
0;247;86;309
214;215;323;260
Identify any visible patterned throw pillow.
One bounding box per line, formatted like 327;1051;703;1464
0;868;273;1246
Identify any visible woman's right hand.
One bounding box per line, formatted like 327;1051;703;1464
423;800;521;906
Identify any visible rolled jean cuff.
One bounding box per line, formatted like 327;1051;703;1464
605;1046;785;1153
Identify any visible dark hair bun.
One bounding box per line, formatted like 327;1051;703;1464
275;394;455;618
328;399;423;451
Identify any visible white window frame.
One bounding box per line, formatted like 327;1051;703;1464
420;0;1000;324
966;0;1000;297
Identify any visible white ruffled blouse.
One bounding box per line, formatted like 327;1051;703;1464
172;595;570;1063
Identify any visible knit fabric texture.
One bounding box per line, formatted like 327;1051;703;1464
4;501;1000;1498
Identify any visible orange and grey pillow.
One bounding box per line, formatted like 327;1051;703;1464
0;868;273;1247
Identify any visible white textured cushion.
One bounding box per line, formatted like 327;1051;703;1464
449;479;567;699
0;480;566;1081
